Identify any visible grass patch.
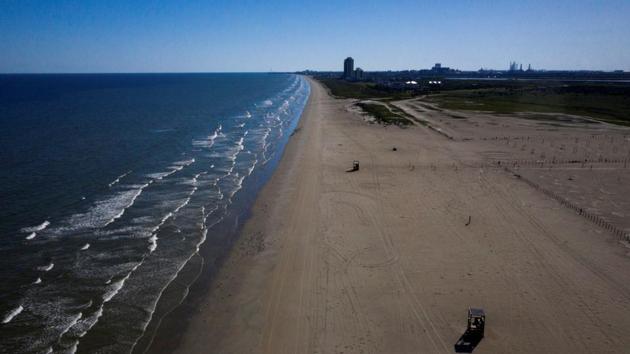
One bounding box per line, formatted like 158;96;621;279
356;102;411;126
426;84;630;126
316;78;419;100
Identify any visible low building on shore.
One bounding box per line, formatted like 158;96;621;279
354;67;364;80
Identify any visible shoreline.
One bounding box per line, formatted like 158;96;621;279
160;76;323;353
141;75;314;354
162;77;630;353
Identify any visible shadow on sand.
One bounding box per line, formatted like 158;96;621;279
454;331;483;353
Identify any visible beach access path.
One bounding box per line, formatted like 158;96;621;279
172;78;630;353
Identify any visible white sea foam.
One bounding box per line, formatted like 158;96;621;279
237;122;245;128
226;161;236;175
247;159;259;176
38;262;54;272
67;303;104;344
2;305;24;324
103;273;131;303
94;224;147;238
279;100;290;114
245;111;252;118
193;124;225;147
262;128;271;143
148;236;157;252
108;170;132;187
147;211;175;252
146;171;170;180
66;341;78;354
80;243;90;251
192;138;214;149
15;76;308;351
147;158;190;181
262;99;273;107
222;137;245;164
59;312;83;338
86;307;104;330
21;220;50;233
33;277;42;284
128;200;231;354
173;197;191;214
197;228;208;252
229;175;246;199
55;183;149;234
127;101;279;349
202;203;219;218
25;232;36;240
168;165;184;175
152;212;173;233
102;184;149;227
173;158;195;167
149;165;183;181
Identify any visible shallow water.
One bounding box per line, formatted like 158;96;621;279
0;73;309;353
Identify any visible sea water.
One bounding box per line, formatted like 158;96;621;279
0;73;310;353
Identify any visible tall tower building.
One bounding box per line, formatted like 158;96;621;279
344;57;354;79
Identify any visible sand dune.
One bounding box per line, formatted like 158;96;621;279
173;78;630;353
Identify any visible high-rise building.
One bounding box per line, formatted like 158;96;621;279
354;67;364;80
343;57;354;79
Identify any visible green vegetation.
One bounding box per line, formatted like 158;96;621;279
315;77;416;126
427;82;630;126
356;102;411;126
316;77;630;126
317;78;418;100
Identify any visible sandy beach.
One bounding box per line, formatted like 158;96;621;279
171;77;630;353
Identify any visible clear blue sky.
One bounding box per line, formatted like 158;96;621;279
1;0;629;73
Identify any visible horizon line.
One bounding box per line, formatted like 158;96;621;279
1;68;627;75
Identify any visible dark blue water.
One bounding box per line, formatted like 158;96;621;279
0;73;310;353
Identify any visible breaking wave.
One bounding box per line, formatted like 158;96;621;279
21;220;50;233
38;262;54;272
1;74;310;354
108;170;132;188
2;305;24;324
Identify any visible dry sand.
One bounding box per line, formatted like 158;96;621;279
172;78;630;353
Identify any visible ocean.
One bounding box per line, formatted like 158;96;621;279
0;73;310;353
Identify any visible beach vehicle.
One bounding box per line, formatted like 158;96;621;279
466;308;485;336
346;160;360;172
454;308;485;352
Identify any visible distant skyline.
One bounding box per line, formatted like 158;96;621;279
1;0;630;73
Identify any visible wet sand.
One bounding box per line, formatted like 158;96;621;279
171;77;630;353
